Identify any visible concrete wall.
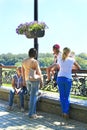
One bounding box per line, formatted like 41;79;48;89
0;87;87;123
38;96;87;123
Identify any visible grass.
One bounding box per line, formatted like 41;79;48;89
2;84;11;87
70;95;87;100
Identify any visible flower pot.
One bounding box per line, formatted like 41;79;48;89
25;29;45;38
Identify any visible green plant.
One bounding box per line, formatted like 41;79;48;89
16;21;48;35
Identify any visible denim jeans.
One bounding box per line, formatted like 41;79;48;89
26;80;40;117
9;87;27;108
57;77;72;114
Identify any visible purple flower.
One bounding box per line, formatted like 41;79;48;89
16;21;48;35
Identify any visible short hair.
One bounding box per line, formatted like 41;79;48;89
28;48;37;58
16;66;21;71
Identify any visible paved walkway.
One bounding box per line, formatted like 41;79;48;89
0;100;87;130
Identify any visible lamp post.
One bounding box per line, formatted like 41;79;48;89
34;0;38;59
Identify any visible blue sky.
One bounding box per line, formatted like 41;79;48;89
0;0;87;55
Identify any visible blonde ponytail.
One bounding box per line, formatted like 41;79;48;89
62;47;70;61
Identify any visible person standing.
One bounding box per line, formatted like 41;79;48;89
22;48;43;119
57;47;81;118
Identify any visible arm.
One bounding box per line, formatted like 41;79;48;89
12;77;20;94
21;65;26;86
12;78;16;90
35;61;43;83
12;77;18;93
74;61;81;70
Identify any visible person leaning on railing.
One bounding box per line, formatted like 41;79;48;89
56;47;81;119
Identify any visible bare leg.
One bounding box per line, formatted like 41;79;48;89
46;64;58;81
46;67;51;81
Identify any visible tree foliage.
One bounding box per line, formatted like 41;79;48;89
0;52;87;69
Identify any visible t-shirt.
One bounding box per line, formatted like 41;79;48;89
57;57;75;79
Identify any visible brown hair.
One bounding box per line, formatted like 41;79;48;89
28;48;37;58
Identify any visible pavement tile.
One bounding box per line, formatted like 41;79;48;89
0;100;87;130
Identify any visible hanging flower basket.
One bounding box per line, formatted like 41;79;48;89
25;29;45;38
16;21;48;39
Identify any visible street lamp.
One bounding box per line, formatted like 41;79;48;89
34;0;38;59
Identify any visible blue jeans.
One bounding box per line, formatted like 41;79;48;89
26;80;40;117
9;87;27;108
57;77;72;114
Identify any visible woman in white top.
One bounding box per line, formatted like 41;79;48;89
57;47;81;119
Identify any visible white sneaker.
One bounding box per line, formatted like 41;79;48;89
29;114;37;119
7;106;13;111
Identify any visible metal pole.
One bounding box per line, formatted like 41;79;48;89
34;0;38;59
0;64;2;87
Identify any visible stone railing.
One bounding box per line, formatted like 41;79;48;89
0;65;16;85
0;65;87;96
71;70;87;96
42;68;87;96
